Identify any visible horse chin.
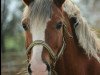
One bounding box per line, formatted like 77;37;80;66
30;61;51;75
31;71;49;75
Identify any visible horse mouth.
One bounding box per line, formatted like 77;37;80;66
30;71;49;75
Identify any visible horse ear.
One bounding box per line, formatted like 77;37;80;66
53;0;65;7
23;0;33;6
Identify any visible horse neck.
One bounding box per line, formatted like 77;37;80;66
63;15;87;60
55;24;86;75
65;23;84;56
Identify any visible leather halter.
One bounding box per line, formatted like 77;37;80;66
26;18;73;75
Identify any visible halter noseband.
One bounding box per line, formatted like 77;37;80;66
27;39;66;61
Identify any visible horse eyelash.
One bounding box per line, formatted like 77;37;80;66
22;23;29;30
56;21;63;30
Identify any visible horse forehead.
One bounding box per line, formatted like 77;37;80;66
29;3;63;31
30;23;47;34
30;18;50;39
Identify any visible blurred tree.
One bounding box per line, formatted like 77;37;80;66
1;0;25;53
1;0;8;53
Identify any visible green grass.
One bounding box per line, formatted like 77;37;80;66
4;34;25;52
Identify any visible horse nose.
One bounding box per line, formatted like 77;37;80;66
44;61;51;72
28;62;51;75
28;64;32;74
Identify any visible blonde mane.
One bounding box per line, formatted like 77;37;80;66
63;0;100;63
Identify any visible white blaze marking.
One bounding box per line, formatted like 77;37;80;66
30;18;49;64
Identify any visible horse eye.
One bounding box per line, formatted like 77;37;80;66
56;22;63;30
22;23;28;30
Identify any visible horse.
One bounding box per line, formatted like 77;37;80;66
21;0;100;75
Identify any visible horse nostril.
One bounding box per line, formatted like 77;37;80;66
46;63;51;71
44;61;51;71
28;64;32;74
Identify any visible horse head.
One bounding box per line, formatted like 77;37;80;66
22;0;68;75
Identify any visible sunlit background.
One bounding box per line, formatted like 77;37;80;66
1;0;100;75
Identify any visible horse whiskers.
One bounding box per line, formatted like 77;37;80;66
23;60;28;64
17;60;29;75
17;68;28;75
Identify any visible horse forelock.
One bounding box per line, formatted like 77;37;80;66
63;0;100;63
23;0;52;23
